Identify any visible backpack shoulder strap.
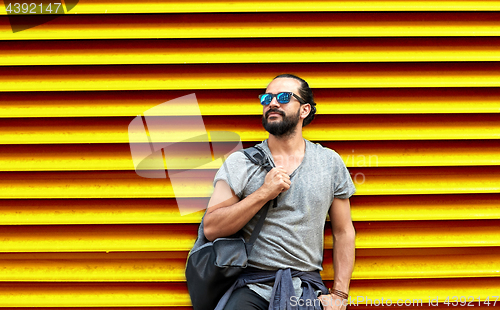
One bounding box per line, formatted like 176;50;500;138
241;146;278;254
242;146;278;210
242;146;273;172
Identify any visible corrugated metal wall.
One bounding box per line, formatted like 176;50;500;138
1;0;500;308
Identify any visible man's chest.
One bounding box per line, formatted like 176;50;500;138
271;154;305;176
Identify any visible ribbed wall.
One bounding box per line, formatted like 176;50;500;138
1;1;500;308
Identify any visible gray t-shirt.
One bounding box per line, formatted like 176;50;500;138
213;139;356;301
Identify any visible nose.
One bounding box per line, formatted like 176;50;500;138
269;96;280;108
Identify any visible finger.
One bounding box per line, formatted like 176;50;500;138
272;170;287;179
276;174;290;184
281;173;290;180
276;170;288;177
277;178;291;188
277;173;290;181
270;169;282;179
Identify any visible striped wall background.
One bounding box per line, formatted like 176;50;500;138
1;0;500;308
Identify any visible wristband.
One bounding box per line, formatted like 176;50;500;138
329;288;348;300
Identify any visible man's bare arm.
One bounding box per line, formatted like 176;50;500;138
329;198;356;294
203;167;290;241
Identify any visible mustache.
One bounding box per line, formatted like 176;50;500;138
265;109;285;118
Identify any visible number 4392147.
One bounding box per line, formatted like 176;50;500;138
5;3;63;14
443;296;499;307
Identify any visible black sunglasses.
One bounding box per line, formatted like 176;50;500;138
258;92;306;106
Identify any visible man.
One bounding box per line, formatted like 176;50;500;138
203;74;356;310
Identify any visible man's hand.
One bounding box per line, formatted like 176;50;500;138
261;166;291;199
318;294;347;310
204;166;290;241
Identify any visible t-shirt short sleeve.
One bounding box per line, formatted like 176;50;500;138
332;152;356;199
213;151;250;199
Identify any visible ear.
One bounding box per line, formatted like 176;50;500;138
300;103;312;120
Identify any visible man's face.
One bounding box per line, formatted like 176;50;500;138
261;78;303;137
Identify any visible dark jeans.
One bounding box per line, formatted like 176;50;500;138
223;286;269;310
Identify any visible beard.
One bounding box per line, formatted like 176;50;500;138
262;106;301;137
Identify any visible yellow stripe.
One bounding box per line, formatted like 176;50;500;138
1;251;499;282
2;13;500;40
2;63;500;91
350;253;500;280
355;167;500;195
0;194;498;225
348;277;500;305
0;220;498;252
347;220;500;250
0;167;499;198
330;247;500;279
351;194;500;221
0;258;187;282
1;115;499;144
335;140;500;167
0;199;206;225
3;1;500;14
0;283;189;307
3;96;499;116
348;220;500;249
1;141;500;172
3;38;500;66
2;88;500;118
0;224;197;252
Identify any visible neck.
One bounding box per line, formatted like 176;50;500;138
267;127;305;156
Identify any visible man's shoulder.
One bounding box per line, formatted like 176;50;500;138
222;143;268;168
305;140;344;165
306;140;339;156
223;149;248;166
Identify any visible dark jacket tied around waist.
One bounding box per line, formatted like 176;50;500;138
214;267;328;310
